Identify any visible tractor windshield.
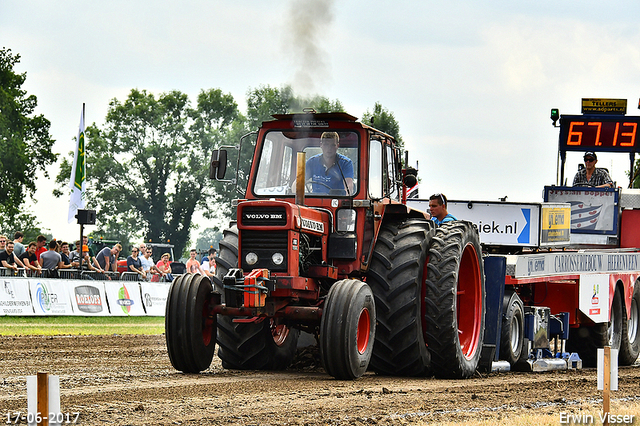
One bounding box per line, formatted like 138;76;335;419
253;130;359;197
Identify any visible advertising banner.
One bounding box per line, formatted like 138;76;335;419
104;282;146;316
29;279;75;315
68;281;109;316
407;199;541;247
140;282;171;316
544;187;618;235
579;274;610;323
0;279;35;315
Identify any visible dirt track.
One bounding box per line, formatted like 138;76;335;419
1;335;640;425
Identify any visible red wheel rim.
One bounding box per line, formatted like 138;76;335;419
201;302;214;346
271;320;290;347
457;243;482;360
357;308;371;354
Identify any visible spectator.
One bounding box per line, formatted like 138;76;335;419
35;235;47;262
94;244;122;272
80;245;103;273
138;242;147;254
0;241;26;272
156;253;174;282
69;240;82;267
126;247;146;279
201;248;217;278
429;193;457;226
0;235;7;253
40;240;65;271
19;242;42;274
140;247;163;281
573;151;614;188
60;242;73;268
186;249;204;274
13;232;25;257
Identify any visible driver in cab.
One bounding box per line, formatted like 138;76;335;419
306;131;354;194
572;151;614;188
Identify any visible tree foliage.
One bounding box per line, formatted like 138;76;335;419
362;102;403;148
56;88;239;257
0;47;57;221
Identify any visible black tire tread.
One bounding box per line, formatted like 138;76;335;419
367;218;435;376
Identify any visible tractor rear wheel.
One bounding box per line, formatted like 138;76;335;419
320;279;376;379
367;218;435;376
424;221;485;379
619;281;640;365
165;273;217;373
213;226;300;370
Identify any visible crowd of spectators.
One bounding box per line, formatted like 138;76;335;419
1;232;219;283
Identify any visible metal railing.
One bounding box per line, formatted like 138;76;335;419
0;267;170;282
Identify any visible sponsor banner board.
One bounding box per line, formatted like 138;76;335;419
30;279;74;315
540;204;571;244
0;279;35;315
140;282;171;316
407;199;541;246
104;282;146;316
544;187;618;235
68;281;108;315
579;274;610;323
514;251;640;278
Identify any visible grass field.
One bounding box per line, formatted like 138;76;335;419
0;316;165;335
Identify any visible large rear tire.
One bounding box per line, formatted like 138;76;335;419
214;226;300;370
320;279;376;379
499;290;525;366
619;281;640;365
165;273;216;373
367;218;435;376
424;221;486;379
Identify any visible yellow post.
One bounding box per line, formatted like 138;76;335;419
295;152;306;206
37;372;49;426
603;346;610;426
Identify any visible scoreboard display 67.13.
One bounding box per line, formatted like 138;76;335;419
559;115;640;153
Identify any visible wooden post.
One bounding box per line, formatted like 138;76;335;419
37;372;49;426
603;346;611;426
295;152;306;206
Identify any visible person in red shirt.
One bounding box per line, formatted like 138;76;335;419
35;235;47;262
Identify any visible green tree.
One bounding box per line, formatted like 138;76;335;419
195;227;223;252
55;88;239;257
361;102;403;148
0;47;57;221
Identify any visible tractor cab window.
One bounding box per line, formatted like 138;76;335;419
253;131;359;197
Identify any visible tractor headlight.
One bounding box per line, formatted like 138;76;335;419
336;209;356;232
272;252;284;265
246;252;258;266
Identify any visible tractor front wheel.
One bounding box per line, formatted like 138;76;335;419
320;279;376;380
165;273;217;373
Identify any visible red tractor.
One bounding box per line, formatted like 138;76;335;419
165;111;485;379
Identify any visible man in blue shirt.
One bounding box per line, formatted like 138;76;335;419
306;132;354;195
429;193;457;226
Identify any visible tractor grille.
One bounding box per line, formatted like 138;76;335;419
241;230;288;272
241;207;287;227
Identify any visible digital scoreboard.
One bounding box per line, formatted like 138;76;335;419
558;115;640;153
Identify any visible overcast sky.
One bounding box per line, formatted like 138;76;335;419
2;0;640;242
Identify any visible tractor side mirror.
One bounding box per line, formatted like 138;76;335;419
209;149;228;180
404;167;418;188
